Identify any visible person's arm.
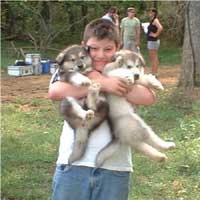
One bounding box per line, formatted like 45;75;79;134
88;70;129;96
113;14;119;27
120;20;124;49
88;71;156;105
126;84;156;106
135;22;141;47
48;81;88;101
48;70;129;101
49;69;156;105
150;18;163;38
120;28;124;49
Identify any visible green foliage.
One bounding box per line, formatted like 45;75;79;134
1;87;200;199
1;1;185;47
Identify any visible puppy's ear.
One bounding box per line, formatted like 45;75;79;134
135;55;145;75
115;55;124;66
137;54;145;67
84;46;90;54
56;52;65;65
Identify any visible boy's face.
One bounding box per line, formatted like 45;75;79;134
127;10;135;18
86;37;118;72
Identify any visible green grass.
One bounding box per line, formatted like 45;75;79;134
140;44;182;67
1;87;200;200
129;88;200;200
1;98;62;199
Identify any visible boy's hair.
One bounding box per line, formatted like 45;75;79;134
127;7;135;13
83;18;120;46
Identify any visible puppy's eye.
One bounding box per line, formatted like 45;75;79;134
80;56;85;60
127;65;132;69
71;58;75;62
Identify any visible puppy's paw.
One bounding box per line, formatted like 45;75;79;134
89;82;101;94
81;78;92;86
165;142;176;150
125;76;134;85
85;110;94;120
68;152;82;164
159;154;168;162
95;155;105;168
156;153;168;162
147;74;164;90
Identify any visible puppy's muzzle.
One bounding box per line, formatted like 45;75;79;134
77;64;84;69
134;74;140;80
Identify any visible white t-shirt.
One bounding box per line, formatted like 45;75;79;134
102;14;113;22
50;71;133;172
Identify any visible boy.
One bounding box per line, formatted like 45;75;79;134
120;7;141;53
49;18;156;200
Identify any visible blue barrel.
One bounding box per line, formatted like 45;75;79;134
41;60;50;73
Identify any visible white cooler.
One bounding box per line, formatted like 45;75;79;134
7;65;33;76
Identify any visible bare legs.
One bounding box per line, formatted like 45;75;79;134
149;49;159;75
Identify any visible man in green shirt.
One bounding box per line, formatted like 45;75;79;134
120;7;141;52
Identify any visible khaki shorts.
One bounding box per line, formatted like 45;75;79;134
147;40;160;50
123;40;138;53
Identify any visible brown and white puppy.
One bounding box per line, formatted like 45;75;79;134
56;45;109;164
95;50;175;167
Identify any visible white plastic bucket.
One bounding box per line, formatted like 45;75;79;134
50;63;58;74
25;54;41;65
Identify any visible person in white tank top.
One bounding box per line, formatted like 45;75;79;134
49;18;156;200
102;6;119;27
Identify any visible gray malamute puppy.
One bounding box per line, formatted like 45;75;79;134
56;45;109;164
95;50;175;167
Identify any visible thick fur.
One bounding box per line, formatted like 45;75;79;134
95;50;175;167
56;45;109;164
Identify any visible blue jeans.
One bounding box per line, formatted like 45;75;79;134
52;165;130;200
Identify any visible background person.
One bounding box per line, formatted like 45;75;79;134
120;7;141;52
147;8;163;75
49;18;156;200
102;6;119;27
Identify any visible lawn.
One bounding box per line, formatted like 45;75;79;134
1;87;200;200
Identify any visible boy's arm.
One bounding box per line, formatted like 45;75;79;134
48;81;88;101
88;70;129;97
48;71;156;105
126;84;156;106
88;71;156;105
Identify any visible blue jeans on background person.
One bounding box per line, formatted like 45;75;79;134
52;165;130;200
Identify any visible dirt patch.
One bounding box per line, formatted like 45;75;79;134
0;65;189;102
1;75;50;102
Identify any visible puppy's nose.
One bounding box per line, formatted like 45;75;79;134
134;74;139;80
77;64;83;69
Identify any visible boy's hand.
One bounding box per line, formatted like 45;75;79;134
88;71;129;96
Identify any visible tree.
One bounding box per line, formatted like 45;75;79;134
179;1;200;88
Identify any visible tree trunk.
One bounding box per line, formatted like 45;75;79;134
179;1;200;88
153;1;158;9
81;2;88;27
